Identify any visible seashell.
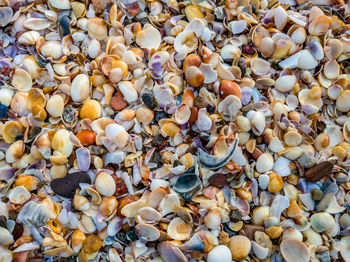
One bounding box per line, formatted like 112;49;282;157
251;58;270;76
309;40;324;60
185;66;204;88
274;6;289;31
0;7;13;27
218;95;242;120
167;217;192;240
137;207;162;223
80;100;102;120
24;18;50;30
11;69;32;92
18;31;41;45
251;241;269;260
118;81;138;103
297;50;318;69
290;27;306;44
268;137;284;153
207;245;232;262
72;229;85;253
40;41;63;59
204;209;221;229
280;238;310;262
275;75;296;93
95;172;116;197
229;20;247;35
6;140;24;163
175;104;191;124
0;227;14;246
229;235;251;260
87;18;107;41
184;18;205;37
174;31;198;58
249;111;265;136
73;194;90;211
71;74;90;102
52;129;73;157
336;90;350;112
99;196;117;218
260;37;275;58
105;123;129;148
46;94;64;118
135;223;160;242
220;44;241;61
324;59;340;80
158;241;188;262
9;186;30;204
159;193;180;216
282;228;303;241
49;0;71;9
121;199;146;218
76;148;90;172
270;195;290;221
252;206;270;226
195;108;211;131
273;157;291;177
136;24;161;51
198;138;238;169
308;15;331;36
2;120;24;144
310;212;336;233
107;215;122;236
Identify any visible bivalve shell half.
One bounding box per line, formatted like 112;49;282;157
9;186;31;204
135;223;160;242
49;0;71;9
95;172;116;197
167;217;192;241
18;31;41;45
136;24;161;51
87;18;107;41
275;75;296;93
23;18;50;30
11;69;32;92
51;129;73;157
6;140;24;163
71;74;90;102
280;238;310;262
40;41;64;60
256;153;274;173
105;123;129;148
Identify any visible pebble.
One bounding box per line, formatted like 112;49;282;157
208;173;226;188
111;92;128;111
305;161;334;182
50;172;91;198
142;93;156;109
0;103;8;118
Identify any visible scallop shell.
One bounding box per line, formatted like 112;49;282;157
11;69;32;92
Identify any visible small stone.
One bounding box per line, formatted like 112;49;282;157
111;92;128;111
305;161;334;182
82;234;102;254
0;103;8;118
142;93;156;109
229;235;251;260
230;209;242;223
312;188;323;201
50;172;91;198
208;173;226;188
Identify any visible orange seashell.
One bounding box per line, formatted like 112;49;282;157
183;54;202;72
189;107;198;124
76;130;96;146
219;80;241;98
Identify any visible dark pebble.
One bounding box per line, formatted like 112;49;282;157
0;216;6;228
59;15;71;36
0;103;8;118
209;173;226;188
151;134;164;148
305;161;334;182
153;111;168;123
230;209;242;223
150;151;162;167
126;230;139;242
12;223;23;241
15;135;24;141
50;172;91;198
142;93;156;109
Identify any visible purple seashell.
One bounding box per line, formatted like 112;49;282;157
302;104;319;115
27;160;46;171
262;17;273;25
76;147;90;172
298;178;322;193
152;55;163;76
192;136;203;149
30;12;46;18
179;122;190;130
3;44;17;58
299;125;313;135
240;86;252;105
0;167;17;181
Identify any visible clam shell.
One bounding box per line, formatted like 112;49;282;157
49;0;71;9
11;69;32;92
280;239;310;262
24;18;50;30
87;18;107;41
135;223;160;242
9;186;31;204
6;140;24;163
51;129;73;157
136;24;161;51
207;245;232;262
95;172;116;197
18;31;41;45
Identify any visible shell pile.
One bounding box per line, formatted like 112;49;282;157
0;0;350;261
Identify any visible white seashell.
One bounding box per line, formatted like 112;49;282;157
167;217;192;240
327;84;342;100
175;104;191;124
207;245;232;262
46;94;64;117
275;75;296;92
40;40;63;59
0;227;14;246
274;6;288;31
18;31;41;45
258;174;269;190
273;157;291;177
150;179;169;191
309;40;324;60
9;186;31;205
23;18;50;30
136;24;161;50
291;27;306;44
6;140;24;164
52;129;73;157
12;242;40;252
204;210;221;229
11;69;32;92
324;125;344;147
49;0;71;9
231;146;247;166
251;241;269;259
138;207;162;223
105;123;129;148
88;39;102;59
199;63;217;84
71;74;90;102
324;195;345;214
229;20;247;35
95;172;116;197
280;239;310;262
279;52;300;69
251;58;270;76
218;95;242;120
268;137;285;153
0;88;14;106
220;44;241;61
159;193;180;216
299;193;315;211
297;50;318;69
250;111;266;136
121;199;146;218
282;228;303;241
339;237;350;262
184;18;205;37
135;223;160;242
118;81;138;103
195;108;212;131
174;31;198;58
270;195;290;221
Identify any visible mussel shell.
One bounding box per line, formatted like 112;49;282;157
174;173;200;194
